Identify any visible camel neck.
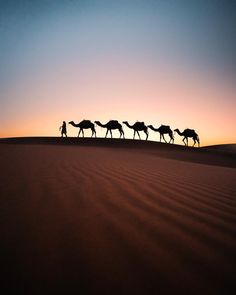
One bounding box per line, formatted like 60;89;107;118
124;122;133;129
176;129;183;136
97;122;107;128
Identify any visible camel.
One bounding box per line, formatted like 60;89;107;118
174;128;200;147
69;120;96;137
148;125;174;143
123;121;148;140
94;120;125;138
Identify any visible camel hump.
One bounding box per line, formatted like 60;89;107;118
81;120;93;126
161;125;170;129
110;120;119;124
186;128;195;133
134;121;145;127
186;128;197;136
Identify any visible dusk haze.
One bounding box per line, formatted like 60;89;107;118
1;0;235;145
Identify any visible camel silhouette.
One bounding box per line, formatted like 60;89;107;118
123;121;148;140
148;125;174;143
94;120;125;138
69;120;96;137
174;128;200;147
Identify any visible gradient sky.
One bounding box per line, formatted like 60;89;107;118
1;0;235;145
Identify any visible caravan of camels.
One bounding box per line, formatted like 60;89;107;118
64;120;200;147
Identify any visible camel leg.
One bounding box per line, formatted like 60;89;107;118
110;130;112;138
119;128;124;139
163;134;167;143
82;129;84;137
192;138;196;147
105;129;109;138
121;129;125;139
186;138;188;146
78;129;82;137
92;127;96;137
137;131;141;140
119;129;122;138
91;128;94;137
145;131;148;140
183;137;186;145
160;133;161;142
133;131;136;139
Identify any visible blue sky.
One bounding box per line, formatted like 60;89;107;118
0;0;235;143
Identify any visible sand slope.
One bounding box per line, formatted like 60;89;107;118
1;138;236;294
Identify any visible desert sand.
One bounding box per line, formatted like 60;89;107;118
1;138;236;294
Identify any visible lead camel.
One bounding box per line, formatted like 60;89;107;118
69;120;96;137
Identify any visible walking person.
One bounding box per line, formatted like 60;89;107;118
59;121;67;137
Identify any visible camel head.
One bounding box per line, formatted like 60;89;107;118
68;121;79;127
122;121;128;124
174;128;182;136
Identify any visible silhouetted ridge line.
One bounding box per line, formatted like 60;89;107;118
0;137;235;168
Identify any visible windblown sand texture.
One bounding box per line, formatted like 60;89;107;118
1;138;236;294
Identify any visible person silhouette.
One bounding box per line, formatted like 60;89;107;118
59;121;67;137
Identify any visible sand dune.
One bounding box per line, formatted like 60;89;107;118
1;138;236;294
202;143;236;154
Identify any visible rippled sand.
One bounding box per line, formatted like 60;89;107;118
1;139;236;294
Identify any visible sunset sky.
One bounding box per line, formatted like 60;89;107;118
1;0;235;145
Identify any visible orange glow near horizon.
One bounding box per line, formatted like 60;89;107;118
1;60;235;146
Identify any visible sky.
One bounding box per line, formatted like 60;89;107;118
0;0;235;145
